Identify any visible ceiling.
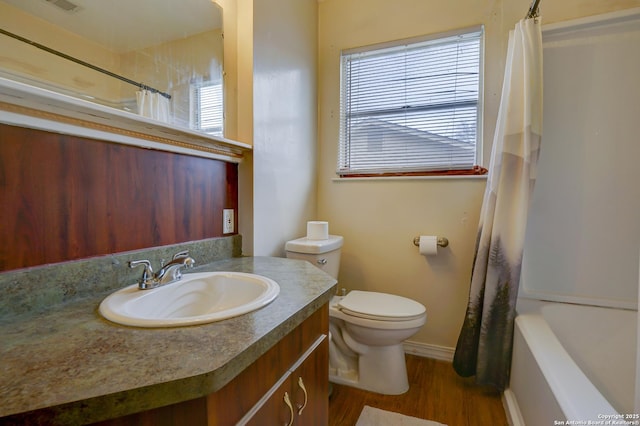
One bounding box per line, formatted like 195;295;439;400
2;0;223;52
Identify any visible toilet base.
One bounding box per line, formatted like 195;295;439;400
329;343;409;395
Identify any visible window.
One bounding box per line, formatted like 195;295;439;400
191;81;224;137
338;27;484;177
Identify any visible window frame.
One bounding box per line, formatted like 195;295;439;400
190;80;224;137
338;26;486;178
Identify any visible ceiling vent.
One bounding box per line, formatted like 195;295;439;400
44;0;82;13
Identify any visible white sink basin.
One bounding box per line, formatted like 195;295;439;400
99;271;280;327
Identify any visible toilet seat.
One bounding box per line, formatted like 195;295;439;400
337;290;426;322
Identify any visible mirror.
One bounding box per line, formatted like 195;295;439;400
0;0;224;137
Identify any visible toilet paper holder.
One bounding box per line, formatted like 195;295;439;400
413;236;449;248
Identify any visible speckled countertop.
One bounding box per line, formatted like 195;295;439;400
0;256;337;424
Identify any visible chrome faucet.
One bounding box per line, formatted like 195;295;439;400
129;250;196;290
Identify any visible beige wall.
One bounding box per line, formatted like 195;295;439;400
239;0;319;257
317;0;640;351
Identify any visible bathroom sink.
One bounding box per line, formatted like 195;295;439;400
99;271;280;327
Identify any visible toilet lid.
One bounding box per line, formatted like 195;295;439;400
337;290;426;321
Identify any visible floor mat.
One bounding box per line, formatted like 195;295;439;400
355;405;447;426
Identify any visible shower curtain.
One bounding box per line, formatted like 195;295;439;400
452;18;543;390
136;89;171;123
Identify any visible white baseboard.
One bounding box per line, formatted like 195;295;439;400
502;388;525;426
402;340;455;362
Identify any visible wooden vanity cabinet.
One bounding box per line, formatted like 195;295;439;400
208;304;329;425
242;335;328;425
95;303;329;425
290;338;330;425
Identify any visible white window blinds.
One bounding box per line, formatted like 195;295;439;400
338;27;483;176
191;81;224;137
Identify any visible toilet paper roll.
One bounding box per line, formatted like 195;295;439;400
419;235;438;256
307;221;329;240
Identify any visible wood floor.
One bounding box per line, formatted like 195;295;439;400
328;354;508;426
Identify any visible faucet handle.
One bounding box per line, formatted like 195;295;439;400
129;260;156;288
129;259;152;274
172;250;190;260
172;250;195;269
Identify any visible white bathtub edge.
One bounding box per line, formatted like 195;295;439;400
515;314;619;420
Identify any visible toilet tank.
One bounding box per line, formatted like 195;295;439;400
285;235;343;279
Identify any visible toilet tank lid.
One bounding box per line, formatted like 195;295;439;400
285;235;343;254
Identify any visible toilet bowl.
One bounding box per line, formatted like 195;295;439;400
329;291;426;394
285;235;427;395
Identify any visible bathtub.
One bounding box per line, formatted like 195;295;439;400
505;299;637;425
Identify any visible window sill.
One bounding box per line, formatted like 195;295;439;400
332;174;488;182
334;167;488;181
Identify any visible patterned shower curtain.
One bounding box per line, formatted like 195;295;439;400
452;18;543;390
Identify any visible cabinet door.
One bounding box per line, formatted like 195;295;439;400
291;337;329;425
244;374;295;426
241;335;328;426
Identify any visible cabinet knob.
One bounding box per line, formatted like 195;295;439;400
297;377;308;415
283;392;294;426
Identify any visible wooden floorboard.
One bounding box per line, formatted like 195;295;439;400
328;354;508;426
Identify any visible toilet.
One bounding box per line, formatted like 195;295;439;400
285;234;427;395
